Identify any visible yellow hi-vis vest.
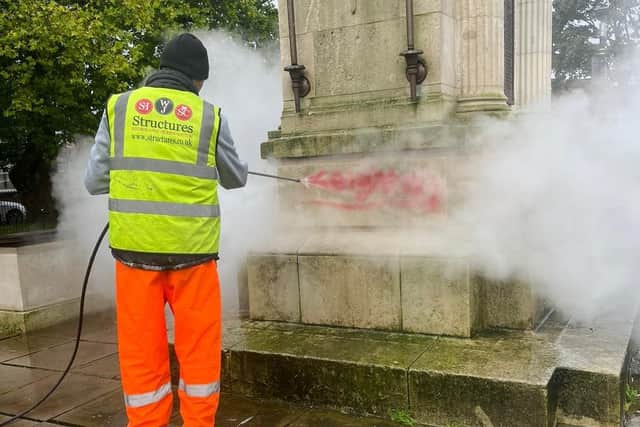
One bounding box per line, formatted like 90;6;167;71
107;87;221;254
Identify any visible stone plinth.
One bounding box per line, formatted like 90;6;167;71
0;236;110;338
246;230;546;338
247;254;300;323
223;307;633;427
299;255;401;330
401;256;481;337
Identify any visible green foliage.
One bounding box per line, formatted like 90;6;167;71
388;409;416;426
553;0;640;90
206;0;279;47
0;0;277;215
625;383;639;412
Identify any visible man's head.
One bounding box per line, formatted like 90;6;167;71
160;33;209;90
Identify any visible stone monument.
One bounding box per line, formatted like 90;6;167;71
222;2;635;426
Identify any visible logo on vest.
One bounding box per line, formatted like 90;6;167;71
155;98;174;115
135;99;153;115
175;104;193;121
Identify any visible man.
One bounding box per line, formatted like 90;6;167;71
84;33;248;426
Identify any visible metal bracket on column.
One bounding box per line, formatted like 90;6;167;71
285;64;311;113
285;0;311;113
400;0;428;101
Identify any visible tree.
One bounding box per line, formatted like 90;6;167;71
207;0;279;47
553;0;640;90
0;0;277;220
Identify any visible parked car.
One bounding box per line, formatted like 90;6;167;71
0;200;27;224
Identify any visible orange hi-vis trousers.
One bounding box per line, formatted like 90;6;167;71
115;260;222;427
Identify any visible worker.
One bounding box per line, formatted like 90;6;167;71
84;33;248;426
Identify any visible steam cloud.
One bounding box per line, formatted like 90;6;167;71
454;87;640;322
52;30;640;324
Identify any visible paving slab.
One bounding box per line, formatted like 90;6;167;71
4;341;117;371
167;393;305;426
0;335;71;363
80;325;118;344
627;414;640;426
0;372;120;421
73;353;120;380
212;394;305;427
0;415;37;426
0;415;57;426
0;365;55;396
289;409;406;427
52;389;127;426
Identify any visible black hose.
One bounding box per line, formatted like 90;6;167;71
0;223;109;426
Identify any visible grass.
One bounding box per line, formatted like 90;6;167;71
388;409;416;426
625;383;639;412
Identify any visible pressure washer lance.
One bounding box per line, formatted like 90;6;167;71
248;170;302;183
0;171;302;426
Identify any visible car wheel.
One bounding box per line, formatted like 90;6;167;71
6;209;24;225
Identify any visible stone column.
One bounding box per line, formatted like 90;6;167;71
456;0;509;114
515;0;552;108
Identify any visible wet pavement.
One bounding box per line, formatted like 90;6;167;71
0;314;407;426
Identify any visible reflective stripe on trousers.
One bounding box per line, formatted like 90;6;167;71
124;381;172;408
179;379;220;398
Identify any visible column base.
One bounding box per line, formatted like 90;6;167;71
456;95;511;116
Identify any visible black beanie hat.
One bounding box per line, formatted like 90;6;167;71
160;33;209;81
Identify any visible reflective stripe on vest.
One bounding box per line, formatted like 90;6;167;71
107;87;221;254
178;379;220;398
110;157;219;180
124;381;172;408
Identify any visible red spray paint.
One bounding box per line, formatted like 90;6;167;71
300;169;447;213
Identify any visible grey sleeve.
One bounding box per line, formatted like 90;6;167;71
216;114;248;190
84;111;111;195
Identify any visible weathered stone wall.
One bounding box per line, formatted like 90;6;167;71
266;0;552;158
277;0;457;131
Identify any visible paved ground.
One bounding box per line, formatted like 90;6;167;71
0;314;405;426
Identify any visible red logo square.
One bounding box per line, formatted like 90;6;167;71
135;99;153;115
175;104;192;121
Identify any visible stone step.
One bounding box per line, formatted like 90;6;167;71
219;312;634;427
245;230;547;337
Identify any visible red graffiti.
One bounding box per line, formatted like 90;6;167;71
302;169;446;213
